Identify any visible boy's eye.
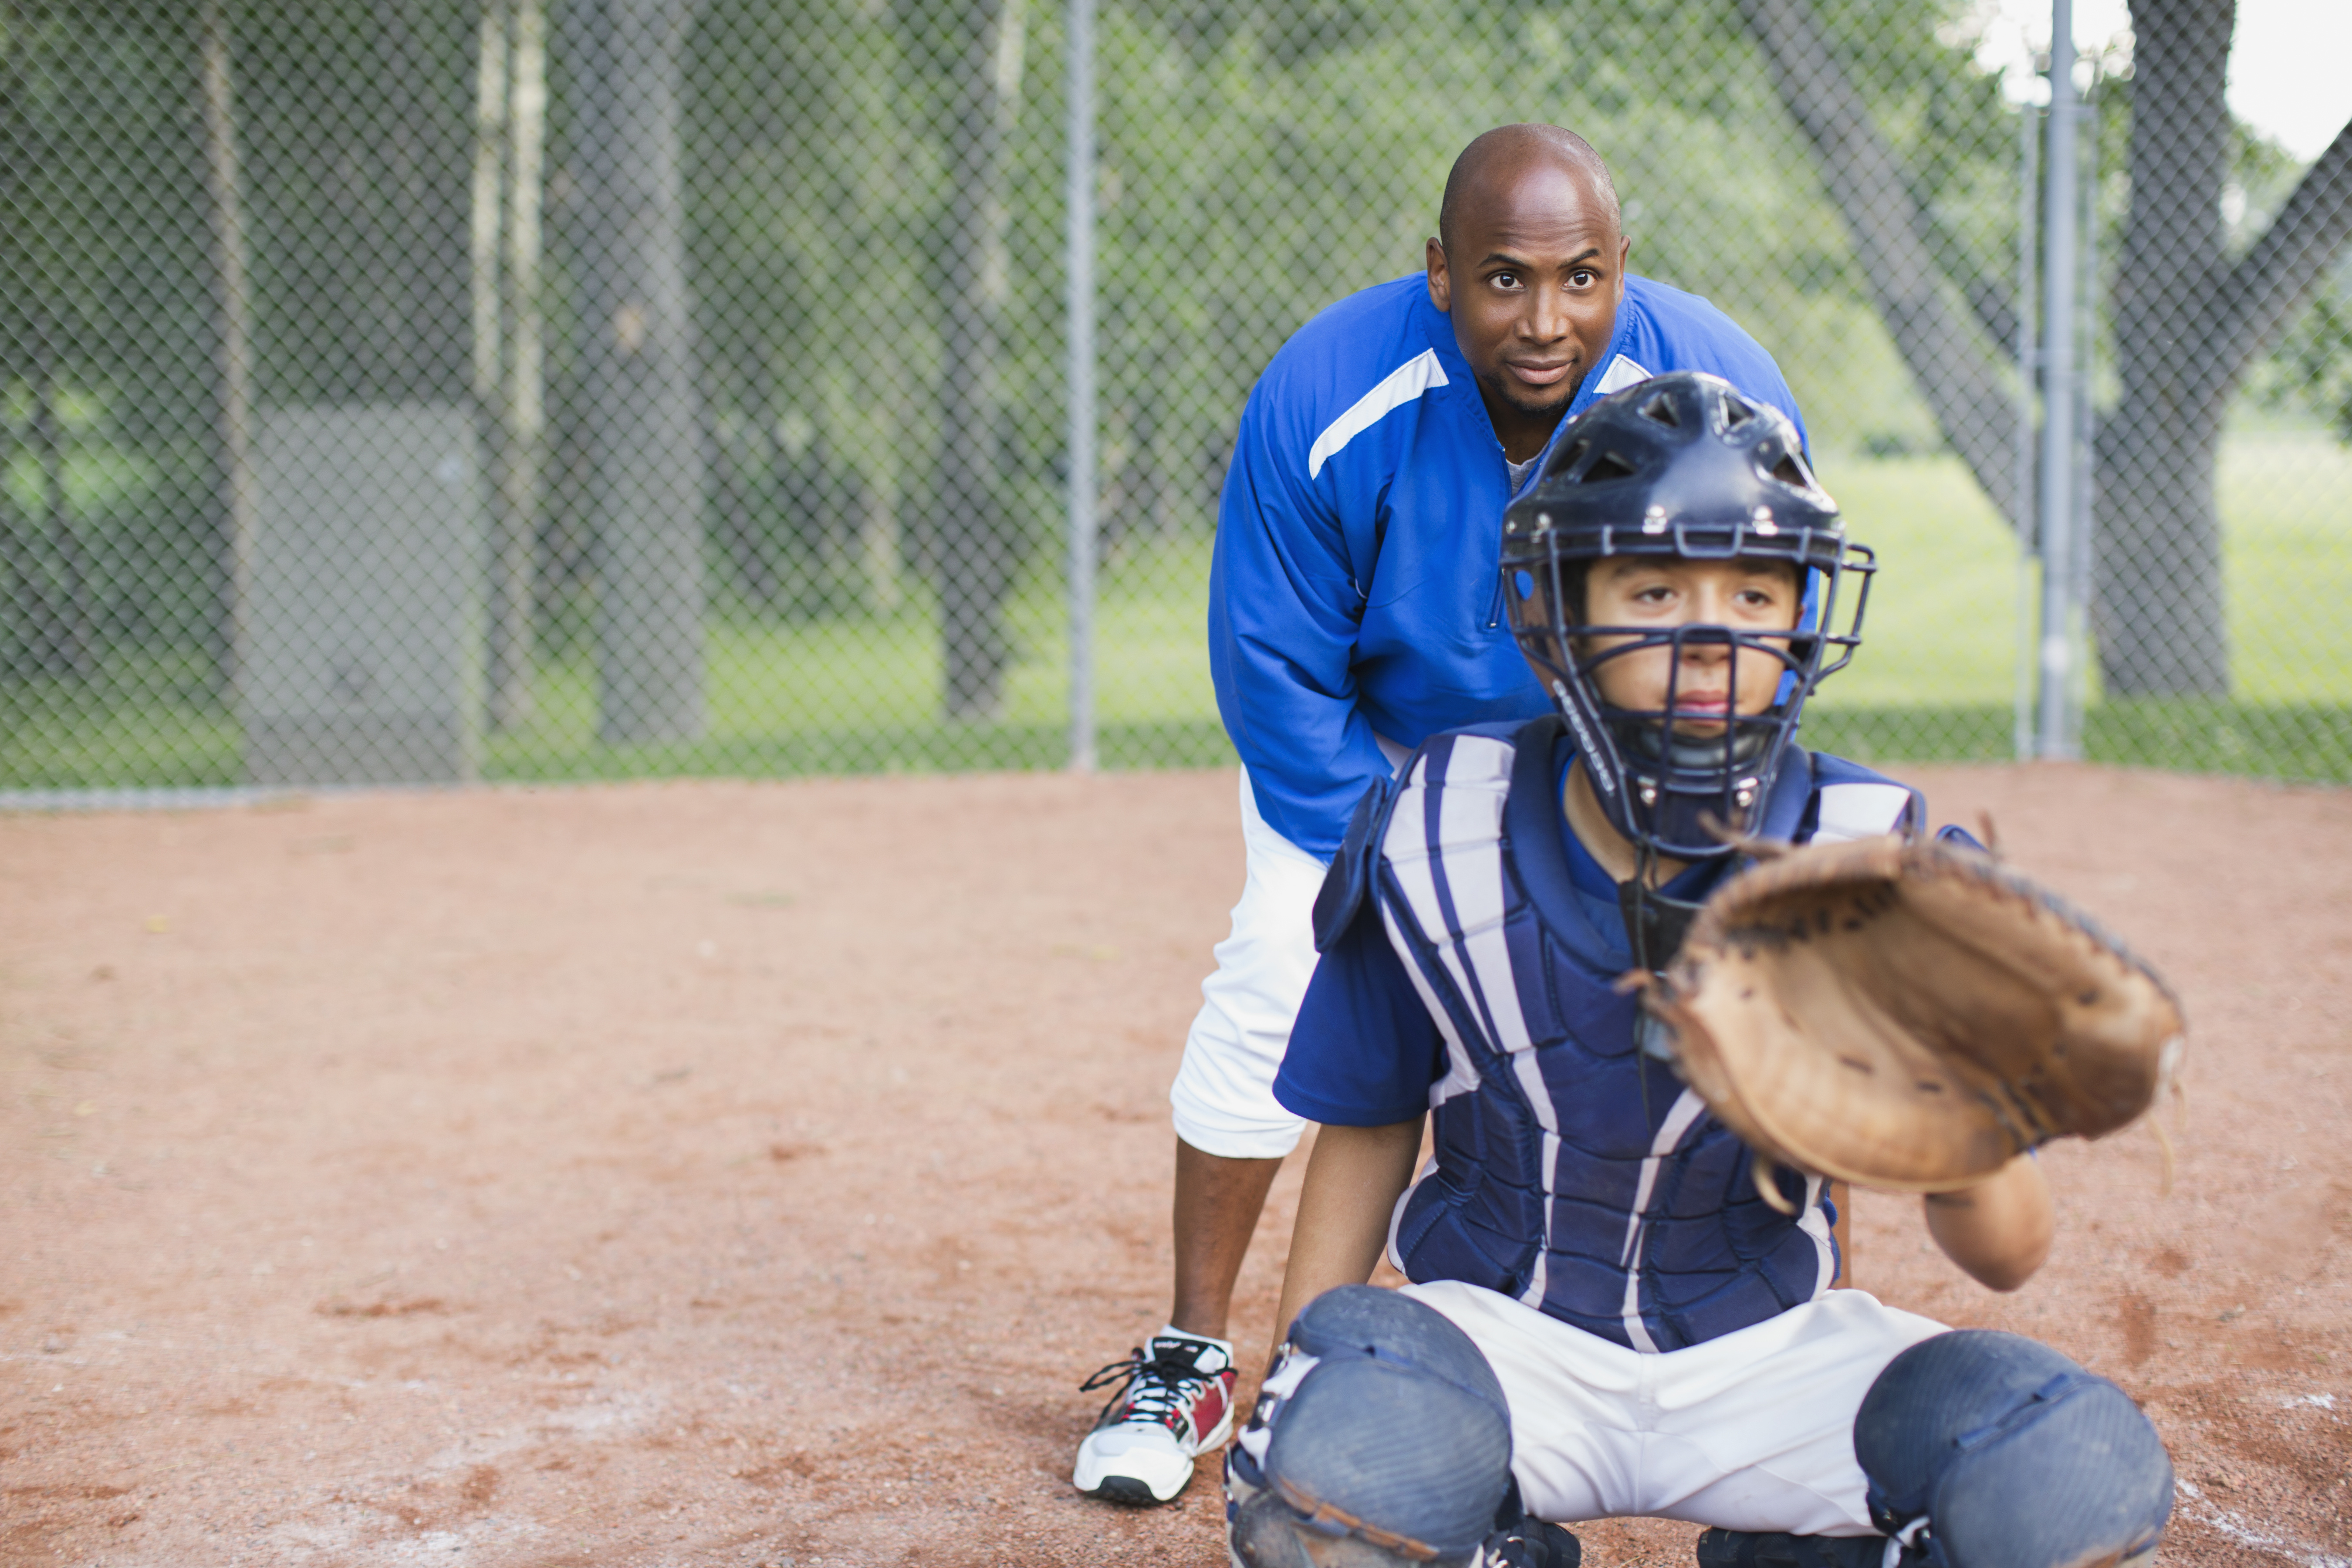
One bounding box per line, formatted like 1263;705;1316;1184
1492;270;1521;290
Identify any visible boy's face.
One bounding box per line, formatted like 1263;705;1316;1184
1578;557;1803;733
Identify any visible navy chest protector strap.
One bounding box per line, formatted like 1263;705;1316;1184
1312;770;1401;952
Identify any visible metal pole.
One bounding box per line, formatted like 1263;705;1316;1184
2073;82;2098;729
2034;0;2079;760
1064;0;1098;774
2012;93;2039;761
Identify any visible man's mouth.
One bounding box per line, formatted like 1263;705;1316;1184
1504;358;1575;388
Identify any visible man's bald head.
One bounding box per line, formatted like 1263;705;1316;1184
1424;123;1630;460
1437;124;1620;259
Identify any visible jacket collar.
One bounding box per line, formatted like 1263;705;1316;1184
1416;273;1646;492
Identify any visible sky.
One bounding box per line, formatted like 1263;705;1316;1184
1965;0;2352;161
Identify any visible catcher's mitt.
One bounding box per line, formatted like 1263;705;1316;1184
1638;833;2184;1196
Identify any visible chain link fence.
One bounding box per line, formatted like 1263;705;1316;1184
3;0;2347;797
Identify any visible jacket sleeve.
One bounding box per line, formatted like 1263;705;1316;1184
1207;373;1400;862
1742;355;1810;455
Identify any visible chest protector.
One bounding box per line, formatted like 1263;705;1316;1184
1340;715;1919;1353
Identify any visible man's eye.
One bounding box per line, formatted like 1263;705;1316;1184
1570;270;1595;286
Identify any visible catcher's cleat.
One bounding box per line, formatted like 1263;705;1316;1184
1695;1529;1914;1568
1073;1330;1237;1505
1482;1517;1583;1568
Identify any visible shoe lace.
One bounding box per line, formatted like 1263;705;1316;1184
1078;1343;1217;1426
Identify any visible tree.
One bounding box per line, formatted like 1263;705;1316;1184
470;0;547;730
560;0;706;743
1740;0;2352;697
902;0;1028;720
2098;0;2352;694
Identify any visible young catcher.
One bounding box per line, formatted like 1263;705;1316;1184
1224;372;2176;1568
1076;121;1808;1508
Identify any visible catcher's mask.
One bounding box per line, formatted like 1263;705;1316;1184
1501;371;1873;863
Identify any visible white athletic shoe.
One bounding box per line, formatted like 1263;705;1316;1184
1072;1329;1239;1505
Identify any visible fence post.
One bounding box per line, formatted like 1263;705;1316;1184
1064;0;1098;774
2012;94;2039;761
2034;0;2082;760
2073;83;2099;731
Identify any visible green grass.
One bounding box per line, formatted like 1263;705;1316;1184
0;650;241;788
3;437;2348;791
2218;433;2352;703
1803;450;2029;710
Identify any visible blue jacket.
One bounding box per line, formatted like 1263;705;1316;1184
1207;272;1805;859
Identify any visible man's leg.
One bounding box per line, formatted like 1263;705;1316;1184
1172;1138;1284;1339
1074;768;1325;1506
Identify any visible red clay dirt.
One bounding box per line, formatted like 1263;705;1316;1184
0;764;2346;1568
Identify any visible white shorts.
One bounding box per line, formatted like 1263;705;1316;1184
1167;767;1328;1160
1402;1280;1947;1536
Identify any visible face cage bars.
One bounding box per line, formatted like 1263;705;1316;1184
1503;529;1877;859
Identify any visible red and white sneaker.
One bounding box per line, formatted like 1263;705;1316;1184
1072;1329;1238;1505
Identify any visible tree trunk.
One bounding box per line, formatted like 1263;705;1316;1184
2099;0;2352;696
472;0;546;730
2098;0;2233;695
200;0;257;703
565;0;706;744
1735;0;2024;526
363;0;470;405
30;294;91;680
935;0;1024;721
500;0;548;727
1;0;50;681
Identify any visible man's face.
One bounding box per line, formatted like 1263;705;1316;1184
1426;160;1629;458
1578;557;1801;734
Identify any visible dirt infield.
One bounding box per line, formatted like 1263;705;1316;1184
2;764;2347;1568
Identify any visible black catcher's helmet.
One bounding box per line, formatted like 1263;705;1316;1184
1500;371;1872;862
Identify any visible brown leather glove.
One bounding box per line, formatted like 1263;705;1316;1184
1638;834;2184;1196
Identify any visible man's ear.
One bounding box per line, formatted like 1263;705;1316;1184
1425;237;1450;311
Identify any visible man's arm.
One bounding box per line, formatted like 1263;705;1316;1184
1269;1118;1425;1363
1922;1152;2054;1292
1206;375;1395;862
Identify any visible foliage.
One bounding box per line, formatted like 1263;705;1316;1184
2250;266;2352;443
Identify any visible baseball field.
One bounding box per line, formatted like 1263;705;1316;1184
3;763;2347;1566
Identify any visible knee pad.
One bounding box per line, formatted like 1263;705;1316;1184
1856;1331;2173;1568
1227;1286;1515;1568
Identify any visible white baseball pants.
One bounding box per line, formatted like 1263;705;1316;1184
1167;766;1330;1160
1403;1279;1947;1537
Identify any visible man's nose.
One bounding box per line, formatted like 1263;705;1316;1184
1524;282;1571;341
